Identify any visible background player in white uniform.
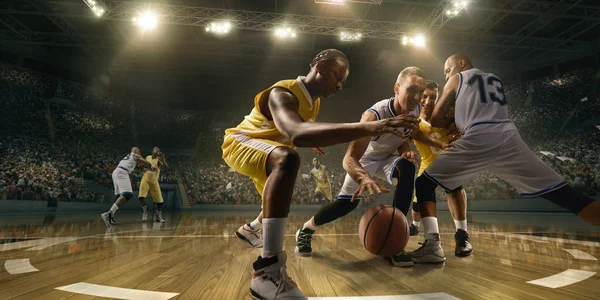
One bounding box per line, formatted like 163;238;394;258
412;53;600;263
101;147;151;227
295;67;452;267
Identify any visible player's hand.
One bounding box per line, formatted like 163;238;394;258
401;151;420;170
378;115;420;137
312;147;327;156
351;176;391;202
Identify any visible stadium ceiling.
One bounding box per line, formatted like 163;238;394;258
1;0;599;74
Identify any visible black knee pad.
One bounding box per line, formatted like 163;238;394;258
415;175;438;204
313;198;360;226
122;192;134;201
539;185;595;215
392;158;416;179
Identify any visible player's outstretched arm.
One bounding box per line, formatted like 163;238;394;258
431;74;460;128
134;154;152;168
269;88;419;147
411;129;450;150
158;153;168;168
342;111;391;201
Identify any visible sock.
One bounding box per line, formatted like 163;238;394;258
109;203;119;216
262;218;286;258
454;219;467;231
422;216;439;241
250;217;262;229
142;205;147;212
412;220;420;227
303;219;317;231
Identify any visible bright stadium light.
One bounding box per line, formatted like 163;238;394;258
206;21;233;35
83;0;105;17
132;11;158;32
340;31;362;42
402;34;426;47
274;27;297;39
315;0;345;5
446;0;467;18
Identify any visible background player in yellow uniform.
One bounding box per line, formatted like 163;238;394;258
222;49;421;300
310;157;332;202
139;146;168;223
409;80;472;257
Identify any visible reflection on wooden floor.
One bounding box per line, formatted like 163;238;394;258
0;210;598;300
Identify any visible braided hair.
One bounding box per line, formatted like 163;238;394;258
309;49;349;68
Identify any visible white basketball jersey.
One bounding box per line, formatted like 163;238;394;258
455;68;510;132
363;98;419;160
117;152;137;173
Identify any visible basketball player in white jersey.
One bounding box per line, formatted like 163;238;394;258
295;67;453;267
101;147;151;227
411;53;600;263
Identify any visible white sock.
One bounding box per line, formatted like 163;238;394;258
108;203;119;215
250;217;262;229
422;216;439;241
262;218;286;258
454;219;467;231
142;205;147;212
412;220;420;227
303;219;317;231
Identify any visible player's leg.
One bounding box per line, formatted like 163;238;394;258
492;131;600;226
251;146;305;300
138;180;150;221
235;185;264;248
384;156;417;267
102;170;133;227
446;188;472;256
410;198;421;236
150;181;165;223
295;160;380;256
414;135;491;263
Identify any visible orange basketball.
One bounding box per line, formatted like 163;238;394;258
358;204;409;257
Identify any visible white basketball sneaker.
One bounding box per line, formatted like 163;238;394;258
155;211;165;223
142;210;148;221
409;233;446;263
235;223;263;248
250;252;307;300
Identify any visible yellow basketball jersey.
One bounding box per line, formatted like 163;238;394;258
414;120;451;175
142;155;161;180
225;78;320;147
311;165;329;185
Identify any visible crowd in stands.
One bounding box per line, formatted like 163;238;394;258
1;62;598;205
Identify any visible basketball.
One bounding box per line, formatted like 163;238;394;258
358;204;410;257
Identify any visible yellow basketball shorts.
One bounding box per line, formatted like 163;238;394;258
139;177;163;203
315;183;332;201
222;133;287;196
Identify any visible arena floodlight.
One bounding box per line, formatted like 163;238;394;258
340;31;362;42
315;0;345;5
83;0;105;17
401;34;426;47
446;0;467;18
274;27;297;39
206;21;233;35
132;11;158;32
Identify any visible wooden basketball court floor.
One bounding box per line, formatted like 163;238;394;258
0;209;598;300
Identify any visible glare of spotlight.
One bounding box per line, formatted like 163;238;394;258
274;27;297;39
446;0;467;18
83;0;105;17
132;11;158;31
401;34;426;47
206;21;232;35
340;31;361;42
315;0;345;4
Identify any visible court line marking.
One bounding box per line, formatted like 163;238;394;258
309;293;461;300
496;233;600;246
562;249;597;261
4;258;39;274
527;269;596;289
55;282;179;300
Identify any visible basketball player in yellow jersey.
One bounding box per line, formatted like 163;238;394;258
139;147;169;223
222;49;421;300
310;157;332;202
409;81;472;257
